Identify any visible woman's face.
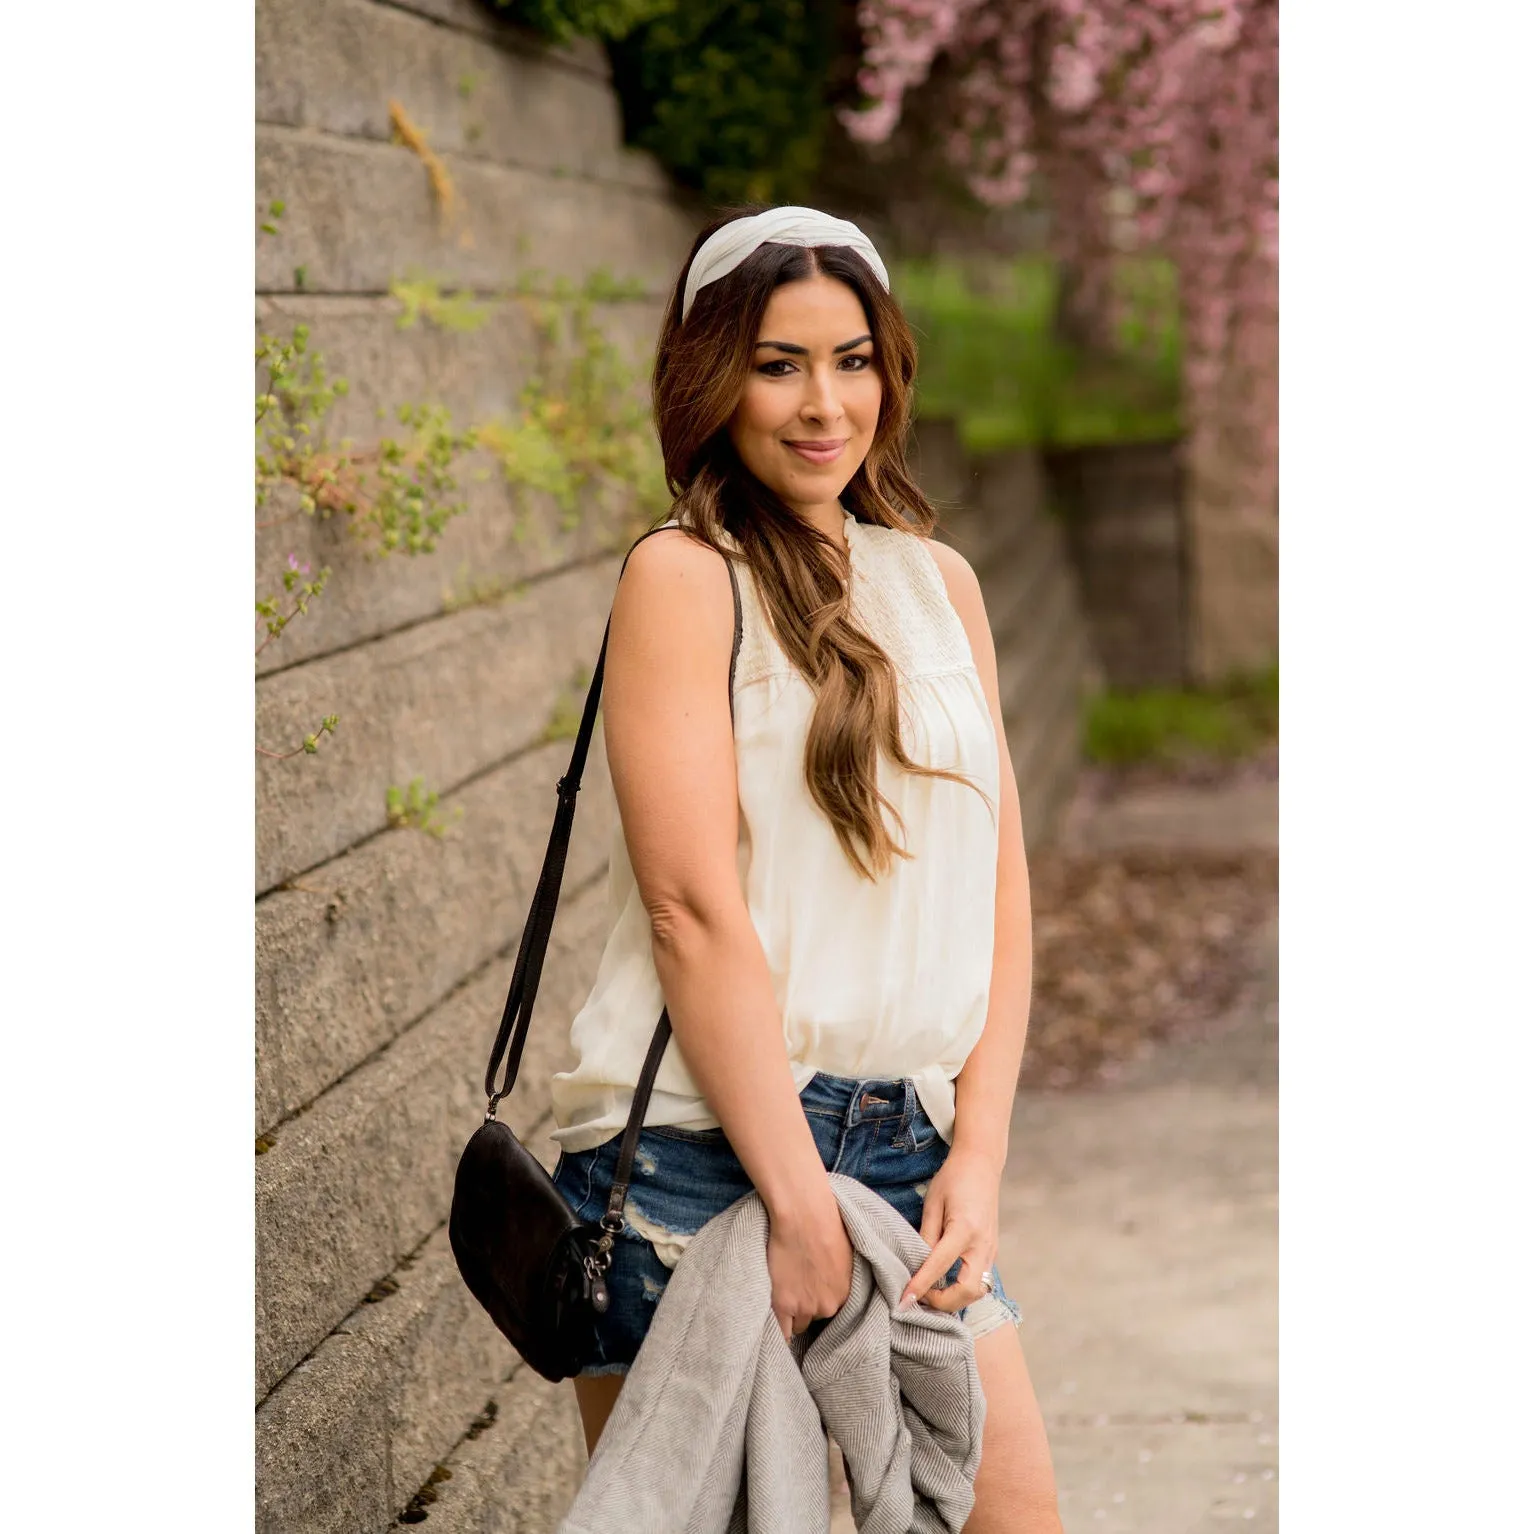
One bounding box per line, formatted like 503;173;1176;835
727;273;883;516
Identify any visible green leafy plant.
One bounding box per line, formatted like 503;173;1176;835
441;567;529;613
256;554;333;657
491;0;673;43
390;271;493;334
895;255;1184;452
605;0;841;204
1083;667;1278;766
366;402;480;553
386;776;463;837
476;271;667;532
257;715;340;762
255;317;471;764
256;323;477;556
489;0;841;203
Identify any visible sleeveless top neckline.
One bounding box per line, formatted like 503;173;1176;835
549;511;1001;1153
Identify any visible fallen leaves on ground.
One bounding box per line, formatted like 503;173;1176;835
1020;847;1278;1090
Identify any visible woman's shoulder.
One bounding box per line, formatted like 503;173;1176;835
853;519;986;674
614;522;736;653
620;520;733;588
913;532;983;611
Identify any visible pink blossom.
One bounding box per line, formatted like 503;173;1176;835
844;0;1279;522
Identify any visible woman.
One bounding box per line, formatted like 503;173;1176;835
548;206;1063;1531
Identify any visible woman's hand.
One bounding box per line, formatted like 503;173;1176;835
899;1146;1003;1314
765;1181;854;1341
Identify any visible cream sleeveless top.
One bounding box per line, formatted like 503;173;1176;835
548;509;1001;1154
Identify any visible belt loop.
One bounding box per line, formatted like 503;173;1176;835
847;1079;866;1129
897;1079;915;1144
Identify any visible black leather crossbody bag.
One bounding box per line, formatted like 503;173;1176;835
449;526;743;1383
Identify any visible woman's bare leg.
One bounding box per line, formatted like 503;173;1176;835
571;1375;626;1459
964;1324;1063;1533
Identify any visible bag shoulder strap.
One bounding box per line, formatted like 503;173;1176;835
483;523;744;1213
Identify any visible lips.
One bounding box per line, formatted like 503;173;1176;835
783;438;848;466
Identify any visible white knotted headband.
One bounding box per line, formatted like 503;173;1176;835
680;206;890;322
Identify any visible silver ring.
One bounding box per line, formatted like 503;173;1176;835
980;1269;995;1293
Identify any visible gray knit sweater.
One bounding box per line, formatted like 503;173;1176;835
558;1173;986;1534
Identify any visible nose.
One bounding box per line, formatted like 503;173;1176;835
799;362;844;426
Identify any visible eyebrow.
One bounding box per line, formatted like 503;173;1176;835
754;334;874;356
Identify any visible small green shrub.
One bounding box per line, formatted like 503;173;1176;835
390;271;493;334
476;273;667;529
608;0;840;204
386;777;463;837
494;0;672;43
490;0;840;204
895;256;1183;451
257;715;340;762
256;324;477;557
1083;667;1278;766
256;555;332;657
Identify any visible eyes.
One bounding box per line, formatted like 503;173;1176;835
756;353;875;379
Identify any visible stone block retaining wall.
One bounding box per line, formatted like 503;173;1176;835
255;5;693;1529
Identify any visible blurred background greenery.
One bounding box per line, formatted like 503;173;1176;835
896;256;1184;453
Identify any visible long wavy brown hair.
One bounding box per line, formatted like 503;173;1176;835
650;209;992;882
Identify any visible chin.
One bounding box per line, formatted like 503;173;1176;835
782;473;854;507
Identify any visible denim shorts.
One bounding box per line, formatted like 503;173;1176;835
550;1070;1023;1378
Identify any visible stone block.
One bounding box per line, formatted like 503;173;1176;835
1187;514;1278;683
1047;441;1190;688
254;292;663;446
256;1327;393;1534
979;521;1070;665
255;465;635;678
257;0;661;191
1019;710;1082;846
256;877;608;1397
971;446;1051;556
908;416;978;513
256;729;614;1129
256;1225;527;1534
941;484;1046;582
997;563;1084;724
255;553;619;893
1009;657;1087;845
421;1366;586;1533
256;125;694;297
253;291;666;673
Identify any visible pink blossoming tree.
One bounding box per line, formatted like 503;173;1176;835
844;0;1278;677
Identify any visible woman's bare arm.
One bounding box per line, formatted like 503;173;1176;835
602;528;850;1333
925;537;1034;1171
894;535;1033;1310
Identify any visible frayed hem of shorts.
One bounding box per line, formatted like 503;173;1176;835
574;1361;632;1379
963;1294;1023;1343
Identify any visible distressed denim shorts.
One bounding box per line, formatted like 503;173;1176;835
549;1070;1023;1378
